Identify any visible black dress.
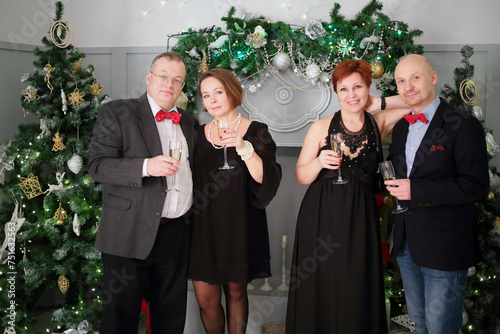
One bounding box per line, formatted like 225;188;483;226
189;121;282;284
286;111;388;334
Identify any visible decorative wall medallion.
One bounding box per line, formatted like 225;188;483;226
275;86;294;105
241;69;331;133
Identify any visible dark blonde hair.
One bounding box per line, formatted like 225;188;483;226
199;68;243;110
331;59;372;93
150;52;186;71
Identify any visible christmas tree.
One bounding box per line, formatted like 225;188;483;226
440;45;500;333
0;2;105;332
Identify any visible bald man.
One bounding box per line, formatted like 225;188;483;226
384;54;489;333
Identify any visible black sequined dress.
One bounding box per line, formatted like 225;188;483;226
286;111;388;334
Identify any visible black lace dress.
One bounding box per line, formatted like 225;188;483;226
189;121;282;284
286;111;388;334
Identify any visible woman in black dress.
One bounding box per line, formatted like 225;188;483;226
189;68;282;334
286;59;409;333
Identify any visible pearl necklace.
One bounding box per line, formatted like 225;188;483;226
208;113;241;149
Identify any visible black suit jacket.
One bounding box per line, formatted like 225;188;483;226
388;98;489;271
88;93;198;259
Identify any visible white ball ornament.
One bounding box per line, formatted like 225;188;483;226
467;266;476;277
67;153;83;174
319;72;331;83
305;63;321;81
272;52;292;71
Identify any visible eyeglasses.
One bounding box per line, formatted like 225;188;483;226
150;71;185;89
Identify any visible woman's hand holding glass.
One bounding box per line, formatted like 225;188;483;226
218;126;244;151
317;149;343;170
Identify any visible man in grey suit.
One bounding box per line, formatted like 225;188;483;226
89;52;198;333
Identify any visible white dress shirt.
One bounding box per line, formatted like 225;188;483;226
142;94;193;218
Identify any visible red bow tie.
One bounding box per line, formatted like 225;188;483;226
404;113;428;124
155;110;181;124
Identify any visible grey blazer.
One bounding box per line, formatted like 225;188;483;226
88;93;198;259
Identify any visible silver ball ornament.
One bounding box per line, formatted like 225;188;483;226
272;52;292;71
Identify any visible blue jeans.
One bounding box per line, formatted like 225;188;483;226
396;240;467;334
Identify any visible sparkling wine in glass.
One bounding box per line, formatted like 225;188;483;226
216;119;234;170
378;161;408;214
330;133;348;184
168;140;182;192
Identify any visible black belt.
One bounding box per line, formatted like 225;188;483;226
159;217;173;225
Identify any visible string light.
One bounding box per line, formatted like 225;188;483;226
139;0;195;20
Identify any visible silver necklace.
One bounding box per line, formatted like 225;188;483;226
208;113;241;149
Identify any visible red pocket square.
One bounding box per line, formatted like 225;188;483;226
430;144;445;151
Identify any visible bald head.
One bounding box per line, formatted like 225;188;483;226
396;54;434;76
394;54;438;113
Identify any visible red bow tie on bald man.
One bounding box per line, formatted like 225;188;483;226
155;110;182;124
404;113;428;124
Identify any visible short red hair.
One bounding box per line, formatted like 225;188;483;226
331;59;372;93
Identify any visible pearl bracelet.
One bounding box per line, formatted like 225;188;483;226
236;140;254;161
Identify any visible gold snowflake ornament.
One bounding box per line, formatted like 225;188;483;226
68;87;86;106
89;79;103;96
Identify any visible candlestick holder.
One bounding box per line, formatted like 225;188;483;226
260;278;273;291
277;234;289;291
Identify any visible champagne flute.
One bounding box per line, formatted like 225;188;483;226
216;119;234;170
378;161;408;214
330;133;348;184
168;140;182;192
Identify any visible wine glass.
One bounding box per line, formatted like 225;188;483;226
168;140;182;192
378;161;408;214
216;119;234;170
330;133;348;184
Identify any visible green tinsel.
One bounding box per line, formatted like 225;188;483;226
172;0;423;113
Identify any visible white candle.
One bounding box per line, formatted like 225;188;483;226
282;234;287;243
